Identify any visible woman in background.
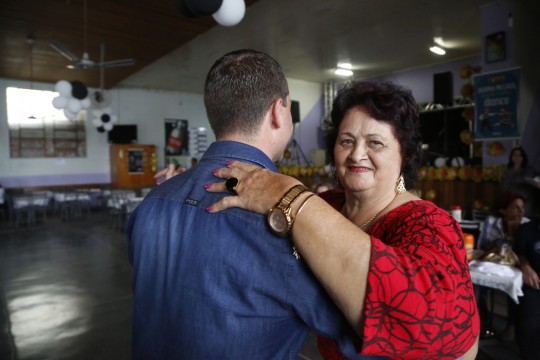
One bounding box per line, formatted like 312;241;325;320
476;191;530;340
499;146;540;217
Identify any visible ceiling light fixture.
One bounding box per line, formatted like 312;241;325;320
433;37;445;47
429;46;446;55
337;62;352;69
335;62;353;77
335;68;353;77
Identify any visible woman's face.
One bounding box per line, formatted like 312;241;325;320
511;150;523;168
334;106;402;195
500;198;525;222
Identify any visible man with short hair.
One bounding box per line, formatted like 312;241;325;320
127;49;355;359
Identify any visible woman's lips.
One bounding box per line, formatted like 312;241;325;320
348;166;371;173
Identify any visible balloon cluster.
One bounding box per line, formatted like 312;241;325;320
174;0;246;27
52;80;91;120
91;107;118;133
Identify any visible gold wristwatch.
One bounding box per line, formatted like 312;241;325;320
267;184;309;237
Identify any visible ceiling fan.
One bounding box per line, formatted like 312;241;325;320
49;40;135;69
49;0;134;70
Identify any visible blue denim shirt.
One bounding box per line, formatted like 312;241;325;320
127;141;378;360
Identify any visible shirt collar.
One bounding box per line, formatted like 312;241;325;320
201;140;278;172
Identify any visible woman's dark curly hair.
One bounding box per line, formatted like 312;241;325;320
326;80;423;189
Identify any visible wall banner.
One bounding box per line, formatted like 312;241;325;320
473;68;520;140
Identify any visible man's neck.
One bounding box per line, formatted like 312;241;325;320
217;134;277;162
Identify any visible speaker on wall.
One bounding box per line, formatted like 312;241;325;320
291;100;300;123
433;72;454;106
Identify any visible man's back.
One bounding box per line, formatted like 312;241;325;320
127;141;347;359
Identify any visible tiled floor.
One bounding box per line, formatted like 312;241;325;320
0;209;522;359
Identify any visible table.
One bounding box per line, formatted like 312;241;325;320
469;260;523;339
469;260;523;303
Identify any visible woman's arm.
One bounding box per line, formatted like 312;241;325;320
206;162;371;333
290;192;371;332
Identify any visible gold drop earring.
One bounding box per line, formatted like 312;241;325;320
395;174;406;194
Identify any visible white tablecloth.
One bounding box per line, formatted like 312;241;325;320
469;260;523;303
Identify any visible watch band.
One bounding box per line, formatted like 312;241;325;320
267;184;310;238
276;184;310;211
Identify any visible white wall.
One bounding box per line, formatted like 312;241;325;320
0;76;321;188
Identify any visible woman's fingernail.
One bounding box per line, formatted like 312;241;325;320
204;184;211;190
226;160;234;166
212;169;219;176
205;205;213;212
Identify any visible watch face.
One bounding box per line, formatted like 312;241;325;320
268;208;288;235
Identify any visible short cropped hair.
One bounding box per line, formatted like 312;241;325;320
326;80;423;189
204;49;289;139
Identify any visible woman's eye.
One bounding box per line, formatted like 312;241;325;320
340;139;353;146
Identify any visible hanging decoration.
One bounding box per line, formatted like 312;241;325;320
91;107;117;133
212;0;245;26
52;80;91;120
174;0;245;27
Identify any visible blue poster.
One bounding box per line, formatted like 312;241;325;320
473;68;520;139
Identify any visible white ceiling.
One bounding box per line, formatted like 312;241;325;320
119;0;495;94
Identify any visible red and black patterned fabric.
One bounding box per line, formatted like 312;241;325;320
317;190;480;360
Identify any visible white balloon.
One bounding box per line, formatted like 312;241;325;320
104;123;114;131
52;96;68;109
92;118;102;127
434;157;448;168
67;98;82;113
212;0;245;26
80;97;92;109
451;157;465;167
64;108;77;120
55;80;72;97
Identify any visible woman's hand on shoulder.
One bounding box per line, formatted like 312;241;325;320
205;161;302;214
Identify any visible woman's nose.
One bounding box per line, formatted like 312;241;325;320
348;143;367;161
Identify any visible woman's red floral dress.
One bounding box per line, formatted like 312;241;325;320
317;190;479;360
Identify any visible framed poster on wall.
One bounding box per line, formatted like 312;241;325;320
473;68;520;140
485;32;506;63
164;119;188;162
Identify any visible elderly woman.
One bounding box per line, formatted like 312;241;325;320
206;80;479;359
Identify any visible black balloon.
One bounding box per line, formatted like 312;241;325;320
71;80;88;100
101;114;111;123
97;126;106;133
185;0;223;16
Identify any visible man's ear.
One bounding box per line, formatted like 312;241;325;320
270;97;286;129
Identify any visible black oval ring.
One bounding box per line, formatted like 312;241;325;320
225;177;240;195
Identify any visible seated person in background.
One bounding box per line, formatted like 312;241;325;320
477;191;530;251
206;80;479;359
476;191;530;340
499;146;540;218
514;218;540;360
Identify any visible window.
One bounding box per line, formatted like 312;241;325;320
6;87;86;158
